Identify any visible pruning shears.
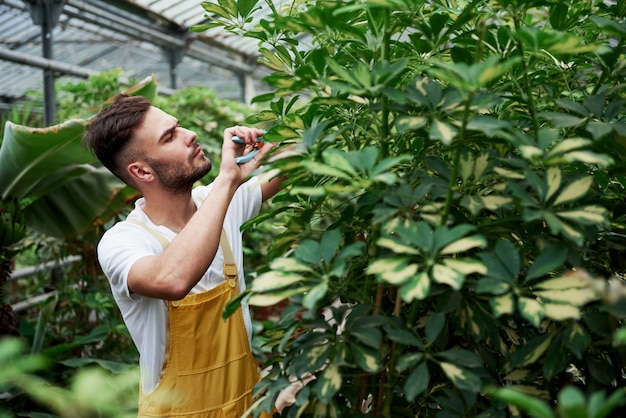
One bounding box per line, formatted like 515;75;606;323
232;136;265;164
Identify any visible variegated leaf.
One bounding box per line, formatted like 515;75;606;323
543;212;564;233
519;145;543;160
396;352;424;372
459;152;474;182
396;115;428;133
248;287;308;306
269;257;314;273
563;150;613;167
461;196;483;216
494;167;525;179
352;345;382;373
252;271;304;292
544;303;580;321
546;137;590;156
303;282;329;311
518;297;544;327
491;293;515;317
377;237;420;255
535;274;588;290
481;195;513;211
443;258;487;275
545;167;561;202
317;362;342;404
534;288;596;305
440;362;481;392
367;258;418;285
432;263;465;290
474;153;489;180
401;272;431;301
440;235;487;255
560;221;584;246
553;176;593;206
430;119;457;145
557;205;608;224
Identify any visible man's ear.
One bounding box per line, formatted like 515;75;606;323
128;162;153;183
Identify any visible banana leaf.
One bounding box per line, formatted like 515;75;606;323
24;166;132;238
0;119;93;200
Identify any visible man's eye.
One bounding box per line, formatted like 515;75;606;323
167;128;178;142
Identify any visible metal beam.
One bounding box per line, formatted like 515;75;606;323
25;0;66;126
64;0;254;74
0;46;174;95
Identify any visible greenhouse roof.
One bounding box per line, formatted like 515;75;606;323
0;0;276;109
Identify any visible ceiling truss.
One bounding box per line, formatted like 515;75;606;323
0;0;271;123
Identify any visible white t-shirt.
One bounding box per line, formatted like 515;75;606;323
97;177;262;394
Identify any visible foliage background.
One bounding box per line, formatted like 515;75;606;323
197;0;626;417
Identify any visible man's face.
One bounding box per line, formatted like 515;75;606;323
134;106;211;193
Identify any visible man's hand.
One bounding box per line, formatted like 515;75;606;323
220;126;275;183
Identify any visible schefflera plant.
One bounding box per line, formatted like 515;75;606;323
196;0;626;417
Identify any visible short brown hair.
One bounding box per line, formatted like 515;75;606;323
83;94;152;184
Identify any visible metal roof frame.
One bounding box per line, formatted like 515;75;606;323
0;0;273;124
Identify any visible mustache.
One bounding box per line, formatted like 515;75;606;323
191;145;202;161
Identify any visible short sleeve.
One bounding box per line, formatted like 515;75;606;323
97;221;166;301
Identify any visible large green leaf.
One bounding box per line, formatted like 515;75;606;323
24;167;122;237
404;362;429;401
526;246;568;281
489;388;554;418
0;119;93;200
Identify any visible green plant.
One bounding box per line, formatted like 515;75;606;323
195;0;626;416
55;69;138;122
0;337;140;418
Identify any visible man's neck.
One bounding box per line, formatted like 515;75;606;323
141;188;197;233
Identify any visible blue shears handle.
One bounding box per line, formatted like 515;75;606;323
232;136;263;164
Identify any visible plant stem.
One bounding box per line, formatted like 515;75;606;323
377;7;393;416
376;5;392;159
382;290;403;416
442;94;473;225
512;11;540;137
592;37;624;96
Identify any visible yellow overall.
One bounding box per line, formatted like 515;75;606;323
130;220;267;417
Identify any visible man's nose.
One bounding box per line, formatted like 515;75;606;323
184;128;197;145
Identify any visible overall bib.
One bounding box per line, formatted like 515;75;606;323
130;220;266;417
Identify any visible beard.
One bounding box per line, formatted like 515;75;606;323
148;156;212;194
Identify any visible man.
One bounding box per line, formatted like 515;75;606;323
84;94;281;417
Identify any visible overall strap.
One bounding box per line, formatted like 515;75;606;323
128;218;170;249
220;228;238;289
